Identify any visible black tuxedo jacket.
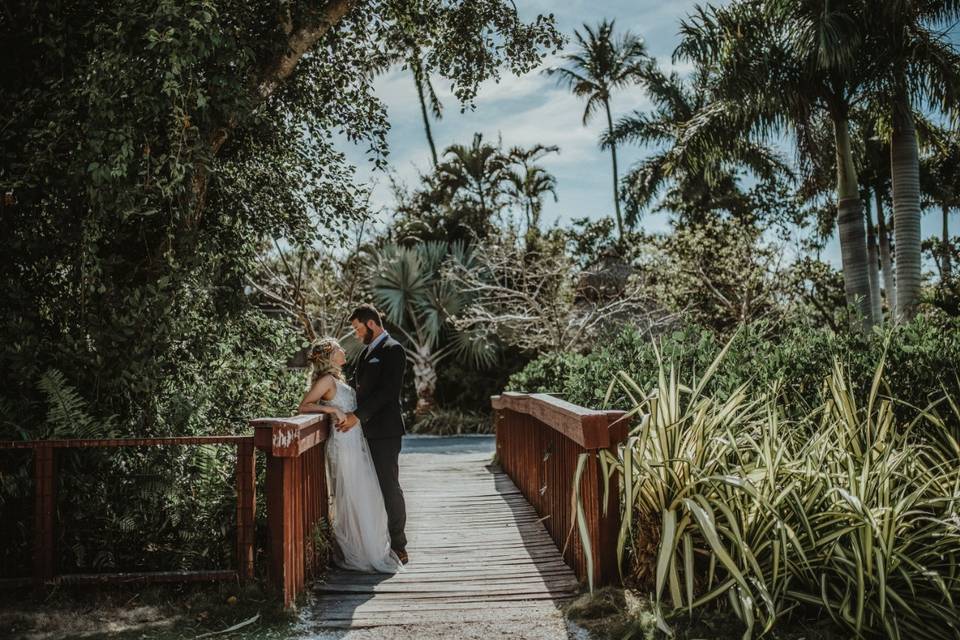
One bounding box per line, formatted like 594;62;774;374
351;335;406;440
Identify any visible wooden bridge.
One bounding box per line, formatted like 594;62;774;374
0;393;629;630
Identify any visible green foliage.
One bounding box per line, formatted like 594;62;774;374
367;240;497;364
564;217;633;267
0;311;305;577
390;137;560;246
593;344;960;639
37;369;119;440
434;343;532;414
506;350;593;398
411;409;492;435
509;313;960;434
633;218;786;332
57;446;240;573
609;57;790;228
1;0;561;577
309;517;333;579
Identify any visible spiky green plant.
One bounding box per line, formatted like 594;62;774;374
582;340;960;639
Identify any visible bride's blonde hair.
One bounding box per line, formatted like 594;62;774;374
307;337;344;384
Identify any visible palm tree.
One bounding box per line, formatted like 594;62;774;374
675;1;877;329
862;191;884;324
608;60;789;227
505;144;559;236
865;0;960;320
861;127;899;315
366;241;496;415
435;133;509;226
544;20;648;241
921;131;960;280
409;45;443;166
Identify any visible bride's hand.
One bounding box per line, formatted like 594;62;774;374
334;409;347;425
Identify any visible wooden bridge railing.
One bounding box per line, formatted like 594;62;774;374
251;413;330;608
0;413;331;609
0;435;256;588
491;392;629;587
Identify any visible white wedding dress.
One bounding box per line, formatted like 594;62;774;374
324;379;401;573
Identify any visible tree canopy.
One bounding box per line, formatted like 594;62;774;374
0;0;562;436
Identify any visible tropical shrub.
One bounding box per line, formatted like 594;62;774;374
411;409;492;436
509;313;960;434
0;313;304;577
588;343;960;639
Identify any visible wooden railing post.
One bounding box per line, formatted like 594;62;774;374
236;439;256;582
33;445;55;585
252;414;329;609
597;413;629;584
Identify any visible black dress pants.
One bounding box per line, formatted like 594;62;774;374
367;436;407;551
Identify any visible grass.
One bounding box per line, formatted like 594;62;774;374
0;582;300;640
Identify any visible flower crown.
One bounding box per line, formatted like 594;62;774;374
307;339;338;365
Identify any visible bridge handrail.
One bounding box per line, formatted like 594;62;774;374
0;433;258;589
491;391;630;587
0;435;251;449
250;413;331;608
0;413;332;609
491;391;625;449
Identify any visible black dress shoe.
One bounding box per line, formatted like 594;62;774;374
394;549;409;565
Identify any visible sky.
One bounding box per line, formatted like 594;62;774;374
335;0;949;267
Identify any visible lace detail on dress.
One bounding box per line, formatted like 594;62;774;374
324;379;356;413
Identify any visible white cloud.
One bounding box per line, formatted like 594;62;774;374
336;0;729;237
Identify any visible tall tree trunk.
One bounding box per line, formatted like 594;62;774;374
876;188;897;313
890;94;922;321
478;180;488;223
943;205;952;280
865;196;883;324
411;351;438;416
603;99;624;241
411;54;439;167
834;118;874;330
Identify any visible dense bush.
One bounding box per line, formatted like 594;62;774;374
0;312;305;577
411;409;493;436
434;344;532;416
592;348;960;639
508;312;960;432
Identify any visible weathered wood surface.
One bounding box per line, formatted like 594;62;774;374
491;392;622;449
307;449;580;629
253;414;330;609
493;393;630;586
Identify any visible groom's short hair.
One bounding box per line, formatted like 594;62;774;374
349;304;383;327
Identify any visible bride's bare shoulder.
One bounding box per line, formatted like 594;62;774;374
310;374;339;398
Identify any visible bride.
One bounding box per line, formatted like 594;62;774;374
298;337;401;573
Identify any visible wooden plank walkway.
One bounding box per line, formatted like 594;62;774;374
306;445;581;630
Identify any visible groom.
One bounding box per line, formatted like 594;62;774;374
338;303;408;564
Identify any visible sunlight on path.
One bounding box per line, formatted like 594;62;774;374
293;436;590;640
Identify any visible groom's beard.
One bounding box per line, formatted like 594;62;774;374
362;326;374;345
